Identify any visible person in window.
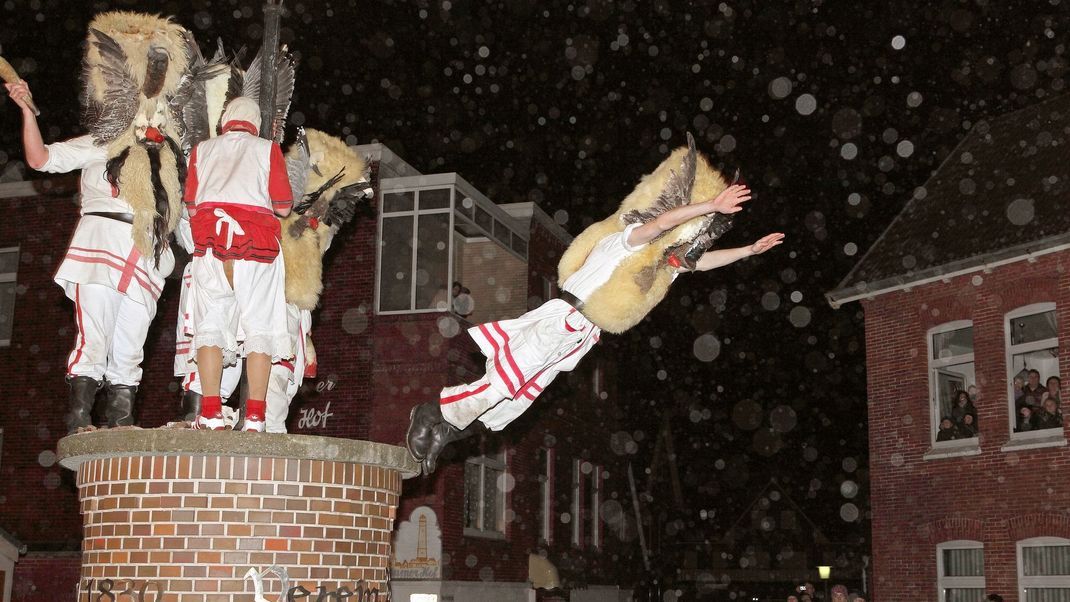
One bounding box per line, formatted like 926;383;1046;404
1022;369;1046;408
1034;397;1064;430
451;281;474;318
1017;405;1037;432
951;389;977;427
968;384;980;402
959;412;978;438
1044;375;1062;404
1013;375;1026;406
937;417;959;441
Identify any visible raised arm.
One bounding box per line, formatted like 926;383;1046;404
692;232;785;272
626;184;751;247
5;81;47;169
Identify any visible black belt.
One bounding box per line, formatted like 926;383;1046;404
85;211;134;224
559;290;586;313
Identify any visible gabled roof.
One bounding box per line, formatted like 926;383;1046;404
827;94;1070;307
721;478;830;544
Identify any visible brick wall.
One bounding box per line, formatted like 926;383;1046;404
11;552;80;601
74;454;400;601
864;250;1070;600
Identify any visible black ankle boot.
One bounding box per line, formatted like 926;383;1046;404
406;402;444;461
66;376;102;434
104;384;137;427
422;420;486;475
180;390;202;423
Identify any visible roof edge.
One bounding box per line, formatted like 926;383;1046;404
826;233;1070;308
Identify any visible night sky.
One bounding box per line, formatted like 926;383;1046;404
2;0;1068;556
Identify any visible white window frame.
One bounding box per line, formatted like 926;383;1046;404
590;464;602;550
462;451;508;540
1018;536;1070;599
0;246;17;347
928;320;975;444
937;540;984;602
1005;303;1059;435
538;447;554;545
571;459;585;548
375;185;454;315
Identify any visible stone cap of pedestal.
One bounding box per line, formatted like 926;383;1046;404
57;429;420;478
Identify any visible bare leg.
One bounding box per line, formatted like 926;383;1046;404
245;352;271;401
196;346;224;397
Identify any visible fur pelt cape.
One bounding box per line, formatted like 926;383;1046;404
557;143;730;334
280;129;369;310
81;11;190;262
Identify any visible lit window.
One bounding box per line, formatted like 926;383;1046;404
1006;304;1061;434
537;448;554;545
928;321;977;443
590;464;602;550
1018;537;1070;601
463;451;507;538
937;541;984;602
0;247;17;347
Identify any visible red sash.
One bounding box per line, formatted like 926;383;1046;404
190;203;281;263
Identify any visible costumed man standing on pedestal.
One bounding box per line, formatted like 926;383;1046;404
4;12;190;433
406;134;785;474
183;97;294;431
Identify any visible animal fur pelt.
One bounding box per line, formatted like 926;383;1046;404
82;11;191;262
557;134;731;334
280;129;372;310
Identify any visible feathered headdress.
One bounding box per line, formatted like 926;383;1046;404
80;11;191;264
279;128;373;310
557;133;733;333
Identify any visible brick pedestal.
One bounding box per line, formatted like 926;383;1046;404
57;429;419;602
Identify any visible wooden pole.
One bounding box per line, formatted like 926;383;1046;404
259;0;283;140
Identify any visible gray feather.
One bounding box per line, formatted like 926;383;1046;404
85;28;140;145
285;127;310;204
169;37;231;154
271;48;296;143
241;49;262;103
622;132;699;237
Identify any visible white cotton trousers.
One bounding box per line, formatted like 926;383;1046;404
65;282;154;386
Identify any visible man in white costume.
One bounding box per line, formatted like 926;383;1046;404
6;80;175;432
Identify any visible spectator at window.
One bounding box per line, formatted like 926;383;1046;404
1045;376;1062;404
451;281;474;317
951;390;978;427
968;384;980;402
1013;376;1026;405
1017;406;1036;432
937;417;959;441
1022;369;1046;408
959;413;977;438
1034;397;1064;430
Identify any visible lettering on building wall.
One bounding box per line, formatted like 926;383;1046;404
390;506;442;580
81;575;380;601
297;401;334;429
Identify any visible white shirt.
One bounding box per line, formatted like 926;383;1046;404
41;135;133;214
561;222;650;301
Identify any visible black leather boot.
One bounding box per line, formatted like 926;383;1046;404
421;420;485;476
406;402;444;461
104;384;137;428
180;390;202;423
66;376;101;434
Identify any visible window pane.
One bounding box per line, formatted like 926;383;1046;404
1025;589;1070;602
511;234;528;257
378;216;414;311
945;589;986;602
943;548;984;576
483;467;502;533
419;188;451;210
933;326;974;360
493;219;511;245
1011;310;1058;345
382;191;414;213
414;213;451;310
0;282;14;343
463;462;481;530
1011;349;1059;394
0;249;18;274
1023;545;1070;576
474;205;493;232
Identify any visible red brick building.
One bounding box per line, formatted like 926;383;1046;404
827;96;1070;601
0;144;641;601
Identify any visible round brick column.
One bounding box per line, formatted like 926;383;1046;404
57;429;419;601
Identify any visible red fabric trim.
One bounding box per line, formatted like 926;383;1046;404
183;146;199;208
116;247;141;295
222;120;258;135
68;284;86;374
68;246;157;288
441;382;491;405
277;359;295;372
476;324;518;396
515;330;596;400
64;254;162;298
267;143;293;207
491;322;527;389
